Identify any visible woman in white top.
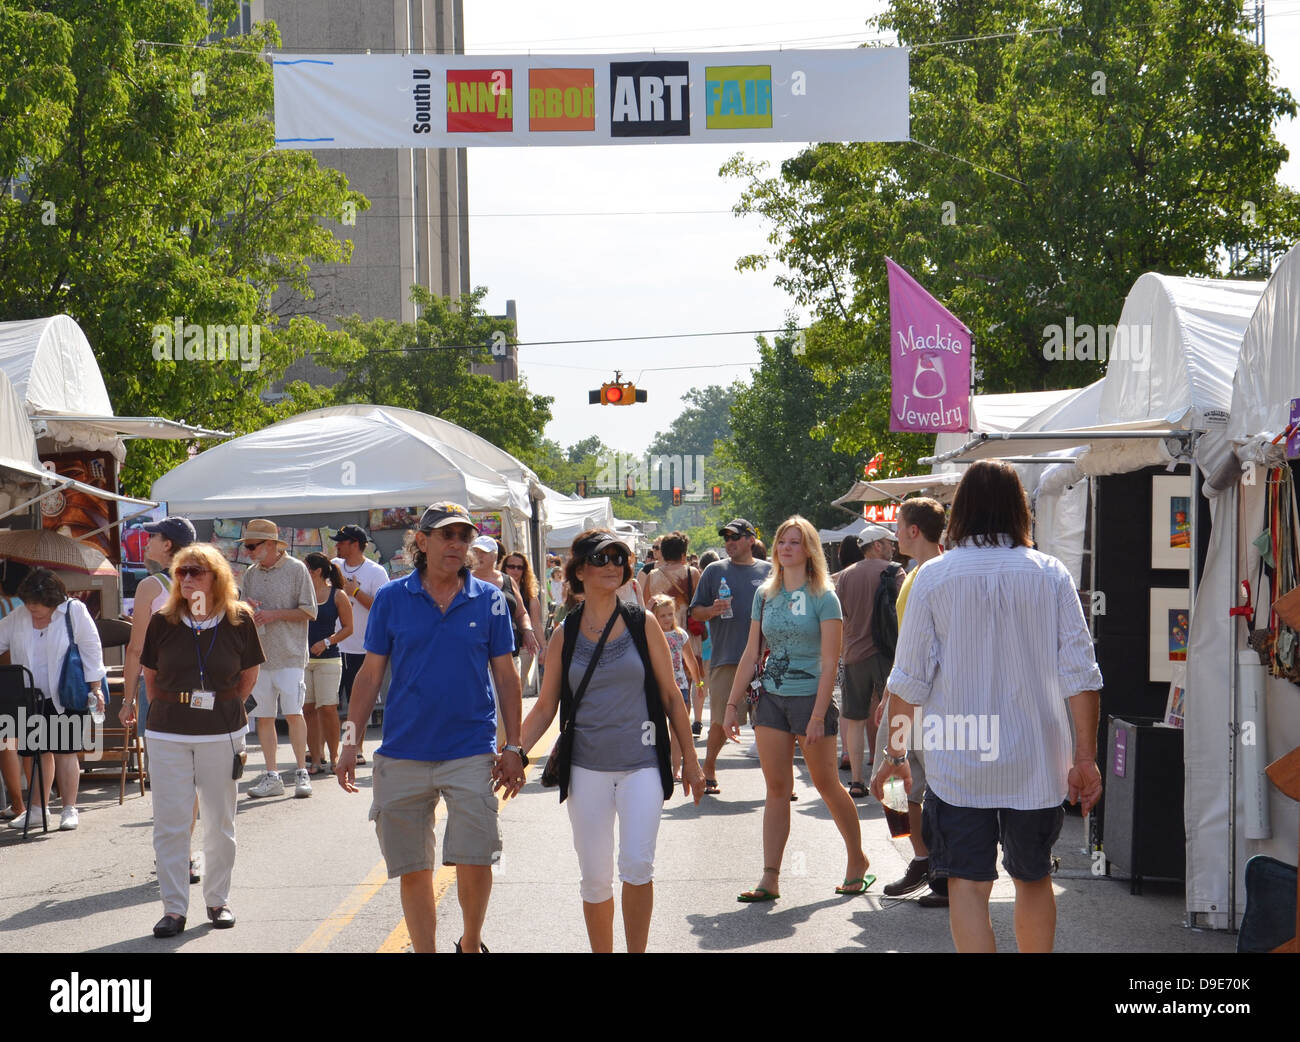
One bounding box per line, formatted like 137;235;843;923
0;569;106;831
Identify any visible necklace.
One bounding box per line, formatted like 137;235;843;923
582;607;618;636
341;559;364;577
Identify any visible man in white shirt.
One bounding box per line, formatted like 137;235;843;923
331;525;390;764
872;461;1103;952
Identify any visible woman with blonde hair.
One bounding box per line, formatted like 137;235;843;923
724;515;870;902
140;543;265;937
503;550;546;691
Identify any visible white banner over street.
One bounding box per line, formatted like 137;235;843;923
272;49;909;149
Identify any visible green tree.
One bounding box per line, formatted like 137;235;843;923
723;328;875;536
0;0;366;495
322;286;553;461
725;0;1300;458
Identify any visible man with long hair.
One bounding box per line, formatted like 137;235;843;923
872;461;1102;952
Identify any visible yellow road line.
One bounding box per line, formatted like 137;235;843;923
297;860;391;953
375;716;562;953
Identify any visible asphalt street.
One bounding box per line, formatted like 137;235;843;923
1;698;1237;955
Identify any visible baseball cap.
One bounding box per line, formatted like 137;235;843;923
718;518;757;539
143;516;196;549
860;523;896;544
470;535;499;555
573;530;631;558
418;501;479;533
329;524;369;547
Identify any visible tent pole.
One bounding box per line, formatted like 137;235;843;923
1228;479;1241;930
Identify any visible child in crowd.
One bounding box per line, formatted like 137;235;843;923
650;594;700;784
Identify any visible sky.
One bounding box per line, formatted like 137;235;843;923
461;1;1300;461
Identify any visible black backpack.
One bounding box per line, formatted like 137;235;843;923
871;563;904;659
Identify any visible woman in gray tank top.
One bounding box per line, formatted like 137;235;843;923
515;530;706;952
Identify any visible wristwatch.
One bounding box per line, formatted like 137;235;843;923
885;751;908;766
502;744;529;767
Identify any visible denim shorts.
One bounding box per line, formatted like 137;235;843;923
753;692;839;738
922;790;1064;883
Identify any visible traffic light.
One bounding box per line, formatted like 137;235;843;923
672;487;682;506
711;484;722;506
576;477;587;498
590;380;647;405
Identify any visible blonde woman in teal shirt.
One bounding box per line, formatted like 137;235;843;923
725;515;871;902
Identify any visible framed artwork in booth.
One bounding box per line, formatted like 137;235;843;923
1151;475;1192;570
1149;587;1191;684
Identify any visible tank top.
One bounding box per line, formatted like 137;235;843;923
308;588;341;658
149;573;172;615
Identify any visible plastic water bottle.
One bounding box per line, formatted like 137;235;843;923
90;693;105;727
718;577;733;619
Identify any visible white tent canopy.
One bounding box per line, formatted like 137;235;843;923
152;407;534;524
1181;244;1300;929
542;486;614;548
0;315;228;458
1099;274;1266;430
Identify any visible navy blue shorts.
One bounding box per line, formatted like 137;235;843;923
922;790;1063;883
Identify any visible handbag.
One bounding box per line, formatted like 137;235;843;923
540;606;620;788
746;596;768;706
57;605;89;712
684;569;706;637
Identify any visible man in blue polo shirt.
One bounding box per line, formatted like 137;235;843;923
336;502;522;954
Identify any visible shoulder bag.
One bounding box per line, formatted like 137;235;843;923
540;605;619;789
684;568;706;636
58;604;90;712
745;595;768;706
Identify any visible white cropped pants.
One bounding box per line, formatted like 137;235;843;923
566;765;663;903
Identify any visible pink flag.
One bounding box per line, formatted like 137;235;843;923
886;258;972;433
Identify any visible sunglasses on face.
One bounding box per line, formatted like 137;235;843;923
242;541;265;551
176;566;210;579
504;563;524;571
585;549;628;568
722;533;747;542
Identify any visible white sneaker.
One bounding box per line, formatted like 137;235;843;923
59;807;79;830
743;741;761;758
294;768;313;799
7;806;46;830
247;770;284;798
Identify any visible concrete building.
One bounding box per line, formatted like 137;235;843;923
240;0;489;385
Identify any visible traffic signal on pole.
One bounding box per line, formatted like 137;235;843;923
711;484;722;506
672;487;682;506
590;380;647;405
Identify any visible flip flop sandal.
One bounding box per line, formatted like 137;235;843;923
355;752;367;766
835;875;877;896
847;781;869;798
737;887;779;903
703;779;721;795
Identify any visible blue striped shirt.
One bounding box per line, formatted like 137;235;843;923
886;539;1103;809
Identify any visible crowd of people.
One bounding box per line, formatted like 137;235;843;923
1;458;1103;953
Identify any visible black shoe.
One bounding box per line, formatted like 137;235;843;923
918;892;950;908
153;914;186;938
691;721;702;737
883;858;931;897
189;856;201;884
207;906;236;929
455;937;489;952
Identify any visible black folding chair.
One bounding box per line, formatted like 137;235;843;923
0;664;49;838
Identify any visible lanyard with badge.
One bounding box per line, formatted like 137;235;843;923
189;618;220;711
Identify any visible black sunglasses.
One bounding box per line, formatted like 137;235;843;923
176;566;210;579
585;549;628;568
722;532;748;542
242;541;265;551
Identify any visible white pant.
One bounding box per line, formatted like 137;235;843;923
148;736;244;916
566;765;663;903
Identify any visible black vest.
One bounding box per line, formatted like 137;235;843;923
557;601;674;803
